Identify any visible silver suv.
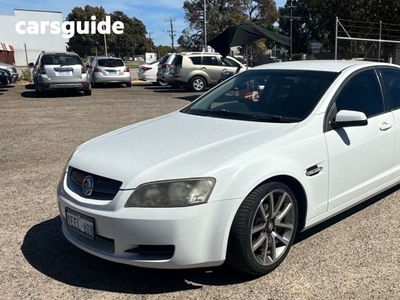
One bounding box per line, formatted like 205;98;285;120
30;51;91;96
169;53;246;91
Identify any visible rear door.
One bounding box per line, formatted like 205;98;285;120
201;55;224;84
379;67;400;180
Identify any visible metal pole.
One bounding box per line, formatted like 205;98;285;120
103;18;108;56
204;0;207;52
335;17;338;60
290;0;293;60
378;21;382;62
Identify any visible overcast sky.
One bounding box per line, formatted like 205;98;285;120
0;0;287;46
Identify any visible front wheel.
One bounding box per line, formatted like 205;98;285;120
227;182;298;276
189;76;206;92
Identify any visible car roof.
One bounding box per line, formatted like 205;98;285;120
253;60;399;73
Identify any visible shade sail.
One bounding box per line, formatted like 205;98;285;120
207;24;290;57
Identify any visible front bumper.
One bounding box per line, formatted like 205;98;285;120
57;177;241;269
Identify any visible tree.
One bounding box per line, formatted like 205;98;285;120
66;5;107;57
66;5;153;58
278;0;321;55
180;0;279;52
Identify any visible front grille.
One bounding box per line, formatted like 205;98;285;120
67;167;122;200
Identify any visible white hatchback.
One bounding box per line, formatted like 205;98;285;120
57;60;400;276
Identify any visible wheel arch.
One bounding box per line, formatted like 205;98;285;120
261;175;308;232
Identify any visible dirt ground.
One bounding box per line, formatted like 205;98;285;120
1;83;400;299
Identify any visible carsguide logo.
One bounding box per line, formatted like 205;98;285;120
15;15;124;39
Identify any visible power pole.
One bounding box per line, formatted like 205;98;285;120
166;18;176;51
148;31;153;51
204;0;207;52
289;0;294;60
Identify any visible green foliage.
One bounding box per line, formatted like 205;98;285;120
180;0;279;51
66;5;155;58
20;69;32;82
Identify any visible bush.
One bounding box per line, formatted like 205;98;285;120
20;69;32;82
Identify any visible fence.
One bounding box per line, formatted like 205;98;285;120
335;17;400;64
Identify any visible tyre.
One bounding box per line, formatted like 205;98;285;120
126;81;132;87
189;76;206;92
227;182;298;276
84;88;92;96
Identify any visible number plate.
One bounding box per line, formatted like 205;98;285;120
66;208;95;239
57;71;73;76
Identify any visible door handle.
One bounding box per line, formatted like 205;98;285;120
380;122;393;131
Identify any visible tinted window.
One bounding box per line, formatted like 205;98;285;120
97;59;124;67
380;68;400;109
159;54;170;64
41;54;81;65
190;56;202;65
202;56;219;66
221;57;239;67
335;70;384;117
182;70;338;122
171;55;183;66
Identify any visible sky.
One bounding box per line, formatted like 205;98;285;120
0;0;287;46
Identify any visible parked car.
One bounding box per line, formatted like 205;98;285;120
89;57;131;87
156;53;179;86
57;60;400;276
30;51;91;96
137;60;167;85
168;53;246;91
0;68;13;86
0;62;19;83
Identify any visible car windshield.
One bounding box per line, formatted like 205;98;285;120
97;59;124;67
182;69;339;122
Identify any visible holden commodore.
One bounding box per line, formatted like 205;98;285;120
57;60;400;276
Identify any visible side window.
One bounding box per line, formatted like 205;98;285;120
221;57;239;67
189;56;201;65
380;68;400;110
335;69;384;118
202;56;219;66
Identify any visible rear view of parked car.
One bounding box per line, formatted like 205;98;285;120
30;51;91;96
89;57;131;87
0;68;13;86
0;62;18;83
156;53;178;86
138;60;167;85
169;53;246;91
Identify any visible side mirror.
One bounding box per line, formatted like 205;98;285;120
330;110;368;129
28;62;34;68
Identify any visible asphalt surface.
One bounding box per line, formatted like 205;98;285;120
1;82;400;299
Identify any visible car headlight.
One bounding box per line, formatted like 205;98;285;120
125;178;216;207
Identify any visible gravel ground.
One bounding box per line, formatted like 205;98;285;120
1;83;400;300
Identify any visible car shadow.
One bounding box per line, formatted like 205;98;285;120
21;90;87;98
21;185;400;294
21;216;258;294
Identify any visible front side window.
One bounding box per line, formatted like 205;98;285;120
221;57;239;67
182;70;338;122
202;56;219;66
335;69;384;117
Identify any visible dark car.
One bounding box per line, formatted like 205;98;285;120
0;68;12;87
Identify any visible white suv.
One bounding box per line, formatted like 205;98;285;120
169;53;246;91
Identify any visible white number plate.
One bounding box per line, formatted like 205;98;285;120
57;71;73;76
66;208;95;239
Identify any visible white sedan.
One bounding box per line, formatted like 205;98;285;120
137;60;168;86
57;60;400;276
